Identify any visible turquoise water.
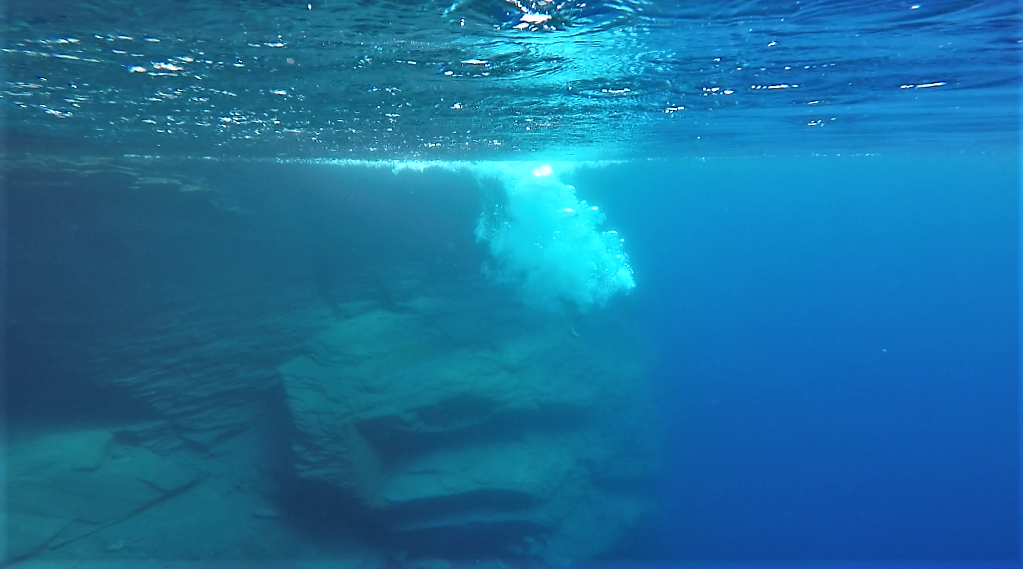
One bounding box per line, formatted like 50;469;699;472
4;0;1020;566
5;0;1019;158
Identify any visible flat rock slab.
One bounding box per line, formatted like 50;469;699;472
7;428;202;561
375;440;571;511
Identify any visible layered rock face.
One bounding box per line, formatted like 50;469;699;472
8;158;658;564
281;278;658;562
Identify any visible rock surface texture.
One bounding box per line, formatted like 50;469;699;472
7;429;203;560
281;281;658;562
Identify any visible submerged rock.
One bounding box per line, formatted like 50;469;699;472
280;282;658;562
7;428;203;561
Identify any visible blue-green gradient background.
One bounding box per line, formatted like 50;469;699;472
574;155;1019;559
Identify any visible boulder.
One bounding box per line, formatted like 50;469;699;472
280;284;657;562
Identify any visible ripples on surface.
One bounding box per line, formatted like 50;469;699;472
4;0;1019;159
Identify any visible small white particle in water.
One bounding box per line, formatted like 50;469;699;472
520;13;551;24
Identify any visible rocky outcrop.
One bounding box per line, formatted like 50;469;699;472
7;157;339;454
281;280;658;562
100;290;335;453
7;158;659;564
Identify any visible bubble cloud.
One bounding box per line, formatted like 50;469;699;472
475;164;636;312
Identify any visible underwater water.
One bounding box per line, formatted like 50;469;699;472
3;0;1020;567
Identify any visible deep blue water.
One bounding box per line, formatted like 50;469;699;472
573;156;1019;560
3;0;1021;565
7;155;1017;565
